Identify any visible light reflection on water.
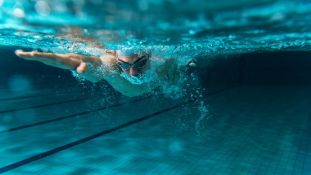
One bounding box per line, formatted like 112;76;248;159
0;0;310;60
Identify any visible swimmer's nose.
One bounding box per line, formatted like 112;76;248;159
129;67;139;76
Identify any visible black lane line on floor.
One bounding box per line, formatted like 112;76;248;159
0;96;152;133
0;100;193;174
0;94;52;102
0;96;91;114
1;86;233;133
0;85;79;101
0;90;80;102
0;86;234;173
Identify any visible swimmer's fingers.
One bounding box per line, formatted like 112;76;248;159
15;50;67;61
21;52;101;67
15;50;81;70
15;50;42;61
16;51;78;61
15;50;102;74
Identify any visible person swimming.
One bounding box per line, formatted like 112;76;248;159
15;47;180;97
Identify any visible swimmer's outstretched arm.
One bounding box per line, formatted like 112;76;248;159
15;50;154;97
15;50;112;82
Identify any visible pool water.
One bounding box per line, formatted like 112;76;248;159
1;0;311;174
1;59;311;174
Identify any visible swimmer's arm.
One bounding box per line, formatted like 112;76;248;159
15;50;153;96
156;58;180;84
15;50;109;82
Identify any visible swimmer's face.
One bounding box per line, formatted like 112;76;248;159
116;51;150;76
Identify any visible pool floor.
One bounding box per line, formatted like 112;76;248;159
1;85;311;174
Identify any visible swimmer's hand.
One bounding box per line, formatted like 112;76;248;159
15;50;102;74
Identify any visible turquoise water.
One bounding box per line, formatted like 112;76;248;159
0;0;310;58
1;0;311;174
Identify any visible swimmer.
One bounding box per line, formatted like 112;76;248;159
15;47;180;97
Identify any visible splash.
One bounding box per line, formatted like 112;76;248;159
120;72;145;85
195;100;210;135
0;0;310;58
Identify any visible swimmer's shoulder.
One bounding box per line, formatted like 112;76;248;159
100;55;115;63
99;51;116;65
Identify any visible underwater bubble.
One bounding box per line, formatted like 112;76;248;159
189;29;196;35
35;0;51;16
13;8;25;18
195;101;209;135
188;62;196;68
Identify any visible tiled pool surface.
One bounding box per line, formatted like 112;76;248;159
1;84;311;175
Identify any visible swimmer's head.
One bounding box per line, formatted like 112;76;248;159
115;50;151;76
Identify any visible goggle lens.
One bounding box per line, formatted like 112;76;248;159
117;55;148;70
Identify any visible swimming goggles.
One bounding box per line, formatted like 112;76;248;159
116;54;149;70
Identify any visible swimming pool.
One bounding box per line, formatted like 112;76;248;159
1;0;311;174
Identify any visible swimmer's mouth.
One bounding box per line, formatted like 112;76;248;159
129;73;143;78
120;72;145;84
